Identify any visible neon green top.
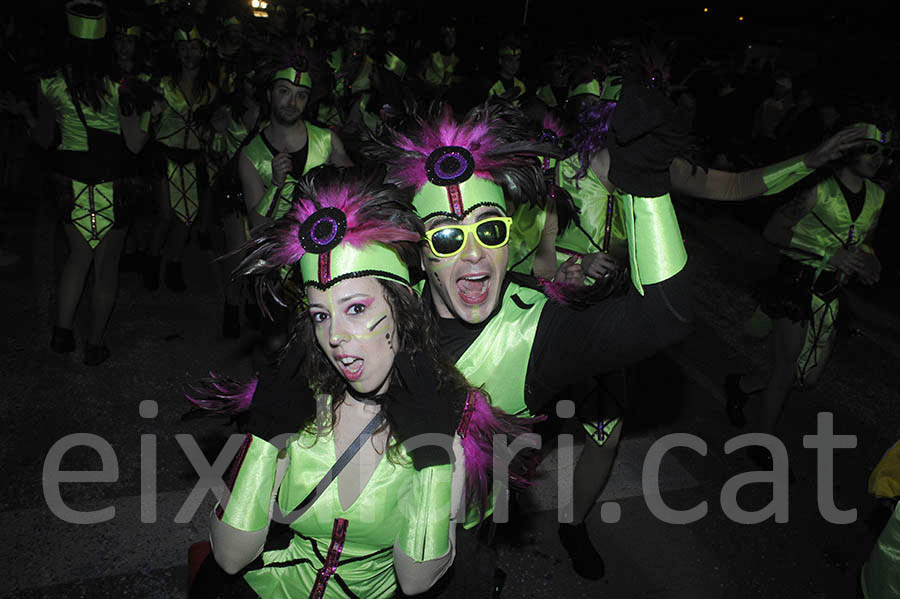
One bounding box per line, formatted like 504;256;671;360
785;177;884;271
556;154;629;261
488;78;526;103
156;76;216;150
251;122;333;220
329;48;375;96
232;416;452;598
535;85;560;108
40;74;121;152
454;282;547;417
423;51;460;87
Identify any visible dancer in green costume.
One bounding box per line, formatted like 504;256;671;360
239;50;352;230
420;24;461;91
148;24;218;292
726;122;890;465
486;43;526;106
187;166;536;598
365;100;691;589
1;0;154;364
536;74;869;286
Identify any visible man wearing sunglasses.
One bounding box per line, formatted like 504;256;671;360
369;104;695;590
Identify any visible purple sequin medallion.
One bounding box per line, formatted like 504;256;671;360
425;145;476;186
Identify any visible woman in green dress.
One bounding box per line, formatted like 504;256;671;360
188;166;536;598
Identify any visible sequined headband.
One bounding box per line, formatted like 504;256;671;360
412;146;507;221
296;208;411;289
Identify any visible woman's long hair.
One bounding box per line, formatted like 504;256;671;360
63;37;114;112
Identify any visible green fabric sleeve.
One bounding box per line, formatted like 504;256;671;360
396;463;453;562
219;434;279;532
622;193;688;295
762;156;814;196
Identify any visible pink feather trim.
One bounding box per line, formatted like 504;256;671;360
184;372;259;415
536;277;581;306
458;390;544;521
389;108;514;190
541;114;566;141
263;181;420;270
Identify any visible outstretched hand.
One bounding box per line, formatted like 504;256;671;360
804;126;869;169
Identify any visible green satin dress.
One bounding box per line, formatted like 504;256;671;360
41;74;121;248
238;415;452;599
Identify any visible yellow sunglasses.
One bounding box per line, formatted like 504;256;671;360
423;216;513;258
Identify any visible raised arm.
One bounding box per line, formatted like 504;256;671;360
670;126;868;201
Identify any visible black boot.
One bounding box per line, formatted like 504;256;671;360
50;326;75;353
559;522;605;580
143;254;161;291
165;260;187;292
222;303;240;339
83;343;110;366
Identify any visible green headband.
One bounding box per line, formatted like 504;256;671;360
499;47;521;58
384;51;407;78
272;67;312;88
66;2;107;40
855;122;894;144
299;242;411;289
174;26;203;42
568;79;600;98
413;176;507;222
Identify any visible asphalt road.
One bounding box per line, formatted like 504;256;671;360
1;197;897;598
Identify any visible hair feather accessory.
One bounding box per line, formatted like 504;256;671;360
369;102;562;219
235;167;422;309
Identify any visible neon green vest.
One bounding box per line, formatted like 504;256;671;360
454;282;547;417
556;154;628;262
785;177;884;270
329;49;374;96
488;77;526;104
423;51;459;86
252;122;333;220
156;76;215;150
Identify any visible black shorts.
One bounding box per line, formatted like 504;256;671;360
756;256;840;322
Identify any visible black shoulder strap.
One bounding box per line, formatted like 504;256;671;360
279;410;385;524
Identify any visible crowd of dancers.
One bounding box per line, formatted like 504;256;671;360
1;1;898;597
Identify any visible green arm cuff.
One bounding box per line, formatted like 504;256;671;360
396;464;453;561
622;193;688;295
219;434;279;532
762;156;814;196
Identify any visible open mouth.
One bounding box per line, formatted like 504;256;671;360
456;273;490;305
336;355;364;381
